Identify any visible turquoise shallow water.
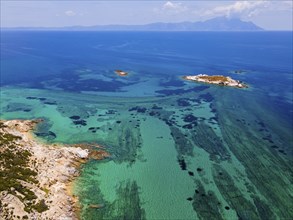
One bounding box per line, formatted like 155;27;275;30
0;31;292;219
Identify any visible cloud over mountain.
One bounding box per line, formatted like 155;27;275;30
203;0;292;19
204;1;269;19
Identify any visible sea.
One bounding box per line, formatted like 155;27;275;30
0;31;292;220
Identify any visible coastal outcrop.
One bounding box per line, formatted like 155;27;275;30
183;74;248;88
115;70;128;76
0;119;108;220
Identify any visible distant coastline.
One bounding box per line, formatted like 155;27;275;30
0;16;264;32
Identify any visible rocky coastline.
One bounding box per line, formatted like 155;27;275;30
183;74;248;88
0;119;108;220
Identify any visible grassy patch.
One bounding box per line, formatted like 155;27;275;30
198;75;229;82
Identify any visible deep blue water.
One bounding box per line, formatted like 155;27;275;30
1;31;292;120
1;31;292;81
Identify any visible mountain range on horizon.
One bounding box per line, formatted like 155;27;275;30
2;16;264;31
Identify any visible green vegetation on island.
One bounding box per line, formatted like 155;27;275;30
0;122;49;218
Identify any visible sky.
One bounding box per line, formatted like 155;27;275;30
1;0;292;30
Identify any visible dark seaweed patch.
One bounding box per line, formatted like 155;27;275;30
197;168;203;172
182;124;194;129
129;106;147;113
252;196;276;219
58;77;133;93
34;131;56;140
209;103;217;113
88;127;100;133
163;119;174;126
43;101;57;105
183;114;198;123
73;120;87;126
199;93;214;102
262;135;274;143
26;97;47;101
171;126;194;156
106;110;116;115
177;98;191;107
178;158;187;170
160;78;185;87
209;117;218;122
188;171;194;176
278;149;286;155
182;114;198;129
79;180;146;220
156;85;208;96
155;88;189;96
191;123;230;161
149;111;157;116
192;182;222;219
257;121;266;128
193;85;209;92
31;68;136;93
26;96;38;100
4;103;32;113
211;108;217;113
151;104;163;110
70;116;81;120
213;164;261;219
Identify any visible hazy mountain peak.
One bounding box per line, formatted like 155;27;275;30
196;16;263;31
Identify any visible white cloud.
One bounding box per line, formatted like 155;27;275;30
154;1;187;14
65;10;76;17
163;1;181;10
203;1;269;19
283;1;293;7
274;1;293;10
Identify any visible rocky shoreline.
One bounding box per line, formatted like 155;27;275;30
0;119;108;220
183;74;248;88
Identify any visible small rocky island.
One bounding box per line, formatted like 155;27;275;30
115;70;128;76
183;74;248;88
0;119;108;220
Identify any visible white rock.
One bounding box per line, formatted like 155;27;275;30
75;148;89;159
